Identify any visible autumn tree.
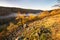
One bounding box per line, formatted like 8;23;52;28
7;22;18;32
28;13;36;21
50;9;60;16
38;11;49;19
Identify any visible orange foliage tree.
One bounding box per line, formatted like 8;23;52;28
38;11;49;19
28;13;36;21
50;9;60;16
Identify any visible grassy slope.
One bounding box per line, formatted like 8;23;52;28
0;9;60;40
22;9;60;40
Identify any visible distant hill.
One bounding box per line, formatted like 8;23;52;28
0;6;43;16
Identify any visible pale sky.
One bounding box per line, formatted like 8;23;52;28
0;0;57;10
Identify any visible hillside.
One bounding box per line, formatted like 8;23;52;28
19;9;60;40
0;8;60;40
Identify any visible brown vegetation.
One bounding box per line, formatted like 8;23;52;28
0;8;60;40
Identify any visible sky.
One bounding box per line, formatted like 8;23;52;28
0;0;58;10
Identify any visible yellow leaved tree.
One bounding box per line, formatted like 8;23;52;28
38;11;49;19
